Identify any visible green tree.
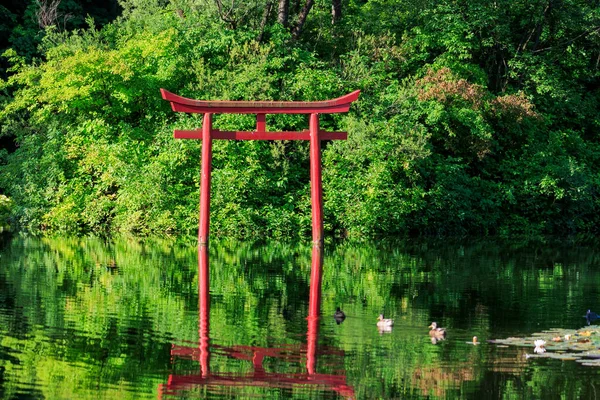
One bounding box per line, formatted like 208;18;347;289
1;0;599;238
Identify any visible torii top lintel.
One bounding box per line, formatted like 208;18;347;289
160;89;360;114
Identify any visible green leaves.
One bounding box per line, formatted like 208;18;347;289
0;0;599;238
0;194;13;229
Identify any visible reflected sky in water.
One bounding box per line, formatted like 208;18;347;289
1;234;600;399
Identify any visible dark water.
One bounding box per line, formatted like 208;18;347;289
1;234;600;399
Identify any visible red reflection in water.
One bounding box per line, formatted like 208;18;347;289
158;245;354;398
198;245;210;378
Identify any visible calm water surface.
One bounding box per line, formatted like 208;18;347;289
1;234;600;399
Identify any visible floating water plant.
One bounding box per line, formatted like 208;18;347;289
489;325;600;366
533;339;546;354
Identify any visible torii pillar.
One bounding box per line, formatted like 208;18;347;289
160;89;360;246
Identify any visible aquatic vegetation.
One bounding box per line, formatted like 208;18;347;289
490;326;600;366
533;339;546;354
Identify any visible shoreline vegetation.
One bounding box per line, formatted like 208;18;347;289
0;1;599;240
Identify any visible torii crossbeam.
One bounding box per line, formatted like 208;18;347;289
161;89;360;245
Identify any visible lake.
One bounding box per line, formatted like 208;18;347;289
1;234;600;399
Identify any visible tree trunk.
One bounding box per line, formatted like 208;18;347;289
258;0;274;42
331;0;341;24
291;0;313;39
278;0;289;27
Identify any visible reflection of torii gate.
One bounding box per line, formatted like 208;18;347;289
160;89;360;245
157;246;355;398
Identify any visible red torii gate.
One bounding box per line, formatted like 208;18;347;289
160;89;360;245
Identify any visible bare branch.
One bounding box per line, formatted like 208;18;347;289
213;0;238;29
36;0;62;29
516;3;550;56
532;26;600;54
222;0;236;21
214;0;224;14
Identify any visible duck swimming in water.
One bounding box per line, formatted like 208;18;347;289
334;307;346;325
377;314;394;328
586;310;599;325
428;322;446;338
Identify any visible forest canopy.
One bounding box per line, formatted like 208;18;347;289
0;0;599;239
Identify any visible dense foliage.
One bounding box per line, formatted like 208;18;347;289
1;0;599;238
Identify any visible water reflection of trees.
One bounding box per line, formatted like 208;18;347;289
0;236;599;398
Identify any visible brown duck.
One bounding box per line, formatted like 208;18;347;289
428;322;446;338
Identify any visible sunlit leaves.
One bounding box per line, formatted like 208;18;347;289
0;0;599;238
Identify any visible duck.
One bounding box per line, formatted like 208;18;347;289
428;322;446;338
104;259;118;273
334;307;346;325
586;310;599;325
377;314;394;328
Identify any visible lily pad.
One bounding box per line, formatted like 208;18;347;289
578;359;600;366
490;325;600;367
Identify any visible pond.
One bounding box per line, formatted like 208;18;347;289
1;234;600;399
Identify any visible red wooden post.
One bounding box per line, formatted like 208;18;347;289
199;113;213;245
309;113;323;245
256;114;266;132
198;245;210;377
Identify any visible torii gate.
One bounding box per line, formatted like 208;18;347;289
160;89;360;246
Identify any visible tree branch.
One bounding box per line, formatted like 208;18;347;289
258;0;274;42
532;26;600;54
331;0;341;24
291;0;313;39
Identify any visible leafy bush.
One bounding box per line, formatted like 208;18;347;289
0;0;599;238
0;194;13;228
